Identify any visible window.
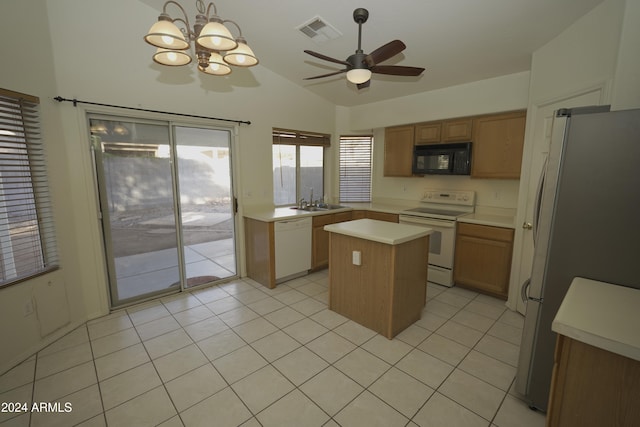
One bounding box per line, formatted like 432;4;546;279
339;135;373;202
272;129;329;206
0;89;58;287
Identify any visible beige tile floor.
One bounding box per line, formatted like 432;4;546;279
0;271;546;427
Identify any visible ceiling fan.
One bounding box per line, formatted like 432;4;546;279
303;8;425;89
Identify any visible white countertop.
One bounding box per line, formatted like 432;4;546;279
243;201;414;222
457;212;515;228
324;219;432;245
243;206;352;221
552;277;640;362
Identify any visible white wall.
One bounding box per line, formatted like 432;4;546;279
611;0;640;110
0;0;335;373
0;0;88;374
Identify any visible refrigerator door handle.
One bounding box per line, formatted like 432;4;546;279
532;154;548;247
521;278;543;304
520;278;531;303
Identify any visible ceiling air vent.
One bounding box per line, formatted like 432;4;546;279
296;16;342;43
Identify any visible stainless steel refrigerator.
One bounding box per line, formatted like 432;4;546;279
515;106;640;411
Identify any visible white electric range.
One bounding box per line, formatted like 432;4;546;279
399;190;475;287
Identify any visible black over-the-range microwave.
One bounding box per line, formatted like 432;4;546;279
412;142;472;175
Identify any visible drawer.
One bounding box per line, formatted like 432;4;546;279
333;212;353;223
457;222;513;242
313;213;336;227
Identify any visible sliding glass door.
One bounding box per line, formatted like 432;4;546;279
175;126;236;288
90;116;237;307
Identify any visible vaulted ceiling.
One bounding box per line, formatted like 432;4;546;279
141;0;604;106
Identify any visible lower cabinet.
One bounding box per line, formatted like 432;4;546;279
244;217;276;289
547;335;640;427
313;210;398;270
312;212;352;270
453;222;514;299
365;211;399;223
351;210;399;223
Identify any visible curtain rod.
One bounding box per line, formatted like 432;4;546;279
53;96;251;125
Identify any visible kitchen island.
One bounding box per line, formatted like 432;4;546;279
324;219;432;339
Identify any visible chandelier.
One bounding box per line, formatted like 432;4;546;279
144;0;258;76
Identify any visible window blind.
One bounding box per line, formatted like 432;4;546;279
272;128;330;146
0;88;58;287
339;135;372;202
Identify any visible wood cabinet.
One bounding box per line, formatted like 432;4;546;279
365;211;399;223
415;122;442;144
351;210;398;223
414;118;473;144
384;110;526;179
547;335;640;427
328;230;429;339
244;217;276;289
442;118;473;142
471;111;526;179
351;210;367;220
453;222;514;299
311;211;352;270
384;125;415;177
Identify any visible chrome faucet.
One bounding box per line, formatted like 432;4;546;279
309;188;314;207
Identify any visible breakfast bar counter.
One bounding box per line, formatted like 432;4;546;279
324;219;432;339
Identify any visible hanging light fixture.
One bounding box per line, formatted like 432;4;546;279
144;0;258;76
222;21;259;67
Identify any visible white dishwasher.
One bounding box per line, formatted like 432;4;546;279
274;217;312;282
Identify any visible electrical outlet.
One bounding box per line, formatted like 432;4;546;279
352;251;362;266
23;299;34;316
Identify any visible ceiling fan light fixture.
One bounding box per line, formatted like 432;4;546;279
346;68;371;84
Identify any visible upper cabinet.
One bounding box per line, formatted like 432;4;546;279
384;110;526;179
414;118;473;144
471;111;526;179
414;122;441;144
442;118;473;142
384;125;415;177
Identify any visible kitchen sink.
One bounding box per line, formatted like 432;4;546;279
290;204;348;212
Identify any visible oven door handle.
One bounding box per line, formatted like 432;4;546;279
399;216;456;228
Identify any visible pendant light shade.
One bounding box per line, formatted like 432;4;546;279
144;17;189;50
223;37;258;67
196;18;237;51
199;52;232;75
153;48;192;66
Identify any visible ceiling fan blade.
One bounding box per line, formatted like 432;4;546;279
365;40;406;67
304;50;351;67
303;70;348;80
357;80;371;90
370;65;425;76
